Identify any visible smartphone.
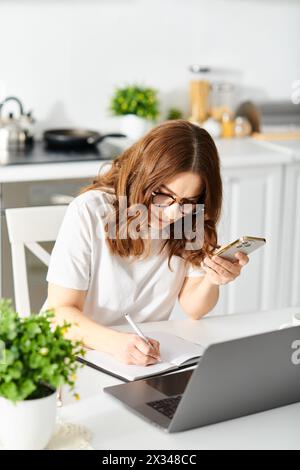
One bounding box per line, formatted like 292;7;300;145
213;236;266;262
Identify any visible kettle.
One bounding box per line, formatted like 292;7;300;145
0;96;35;150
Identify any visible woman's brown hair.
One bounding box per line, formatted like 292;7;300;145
81;119;222;268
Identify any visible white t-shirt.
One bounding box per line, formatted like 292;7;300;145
46;190;204;326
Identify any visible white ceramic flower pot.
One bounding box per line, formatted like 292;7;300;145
120;114;152;141
0;390;57;450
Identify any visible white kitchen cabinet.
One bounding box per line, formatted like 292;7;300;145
171;140;291;319
171;162;285;319
213;164;284;316
278;162;300;309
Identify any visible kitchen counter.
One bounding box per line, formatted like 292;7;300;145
0;137;125;183
0;137;294;183
250;139;300;160
0;160;110;183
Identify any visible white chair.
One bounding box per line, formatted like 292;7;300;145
5;205;67;317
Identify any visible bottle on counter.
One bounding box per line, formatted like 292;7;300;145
221;111;235;138
188;65;212;124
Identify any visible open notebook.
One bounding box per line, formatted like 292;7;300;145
77;331;204;382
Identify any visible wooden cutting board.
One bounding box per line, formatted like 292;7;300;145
252;131;300;141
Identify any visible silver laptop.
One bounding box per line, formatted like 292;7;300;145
104;325;300;432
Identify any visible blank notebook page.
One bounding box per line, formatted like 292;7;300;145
83;331;204;381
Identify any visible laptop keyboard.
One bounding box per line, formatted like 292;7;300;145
147;395;182;419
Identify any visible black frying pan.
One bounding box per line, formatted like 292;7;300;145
43;129;126;151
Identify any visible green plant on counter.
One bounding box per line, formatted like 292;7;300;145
0;299;85;403
166;108;183;120
110;85;159;121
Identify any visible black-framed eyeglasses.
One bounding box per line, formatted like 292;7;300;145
151;191;204;215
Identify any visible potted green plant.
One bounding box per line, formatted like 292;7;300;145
0;299;85;450
166;108;183;120
109;84;159;140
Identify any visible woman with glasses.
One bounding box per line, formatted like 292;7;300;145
47;120;249;366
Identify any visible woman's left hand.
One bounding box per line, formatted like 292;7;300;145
201;252;249;286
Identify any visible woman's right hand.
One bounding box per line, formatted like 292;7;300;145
111;332;161;366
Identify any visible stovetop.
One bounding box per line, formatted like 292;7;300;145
0;139;125;166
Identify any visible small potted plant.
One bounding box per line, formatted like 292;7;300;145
166;108;183;120
109;84;159;140
0;299;85;450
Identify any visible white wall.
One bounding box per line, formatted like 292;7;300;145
1;0;300;133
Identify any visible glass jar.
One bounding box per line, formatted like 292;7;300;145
211;82;235;121
188;65;212;124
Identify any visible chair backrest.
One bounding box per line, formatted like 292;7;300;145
5;205;67;317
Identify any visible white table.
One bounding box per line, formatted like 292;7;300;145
59;307;300;450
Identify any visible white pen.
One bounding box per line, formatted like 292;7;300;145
124;313;151;345
124;313;161;362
